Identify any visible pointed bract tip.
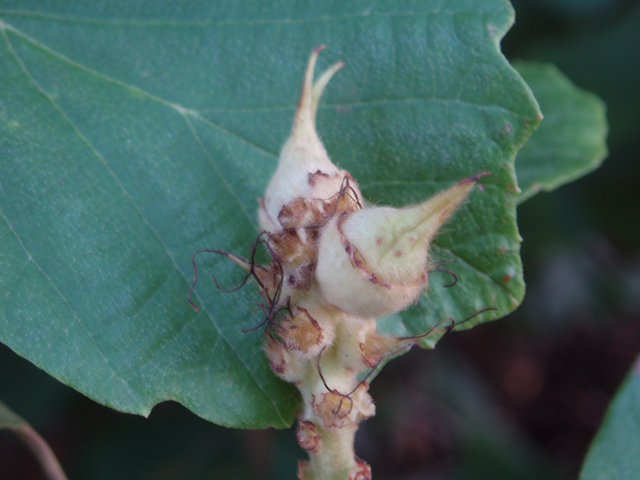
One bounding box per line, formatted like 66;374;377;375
314;172;482;316
296;47;337;125
311;60;344;108
457;171;491;186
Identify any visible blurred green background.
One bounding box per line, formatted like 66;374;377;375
2;1;639;479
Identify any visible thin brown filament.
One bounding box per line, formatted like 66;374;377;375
238;233;289;333
429;259;458;288
261;234;285;306
189;177;358;315
433;268;458;288
312;309;499;419
187;248;248;311
398;307;498;342
241;297;291;334
188;228;293;334
248;232;269;291
316;346;355;418
304;175;363;230
212;269;251;294
241;312;271;333
338;309;500;403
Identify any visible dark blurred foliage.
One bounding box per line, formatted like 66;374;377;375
2;1;639;479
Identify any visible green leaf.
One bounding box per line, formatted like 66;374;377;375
579;357;640;480
513;61;608;203
0;399;26;429
0;0;539;428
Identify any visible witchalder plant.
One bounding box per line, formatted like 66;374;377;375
193;46;495;480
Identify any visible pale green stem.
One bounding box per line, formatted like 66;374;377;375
308;425;357;480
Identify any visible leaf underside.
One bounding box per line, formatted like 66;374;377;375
0;1;540;428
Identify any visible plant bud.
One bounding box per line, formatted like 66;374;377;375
263;333;307;383
260;46;362;231
203;47;493;480
315;176;482;318
277;305;337;359
297;420;322;454
312;383;374;428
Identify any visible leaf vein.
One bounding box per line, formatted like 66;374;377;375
2;24;289;423
0;19;279;160
1;25;147;409
437;245;520;302
0;9;501;28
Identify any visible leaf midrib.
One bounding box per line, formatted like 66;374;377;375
0;21;291;425
0;7;503;27
0;16;526;149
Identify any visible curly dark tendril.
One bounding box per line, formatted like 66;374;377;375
316;346;355;418
336;175;363;209
354;307;501;400
399;306;498;342
188;175;362;331
430;258;458;288
187;249;249;311
235;233;294;333
330;174;363;211
313;307;497;417
241;296;292;334
259;233;285;305
435;268;458;288
315;331;424;418
187;231;283;320
303;175;363;231
315;339;409;419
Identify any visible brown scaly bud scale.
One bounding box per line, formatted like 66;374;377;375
203;47;493;480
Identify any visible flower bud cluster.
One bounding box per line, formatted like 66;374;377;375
227;48;483;480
